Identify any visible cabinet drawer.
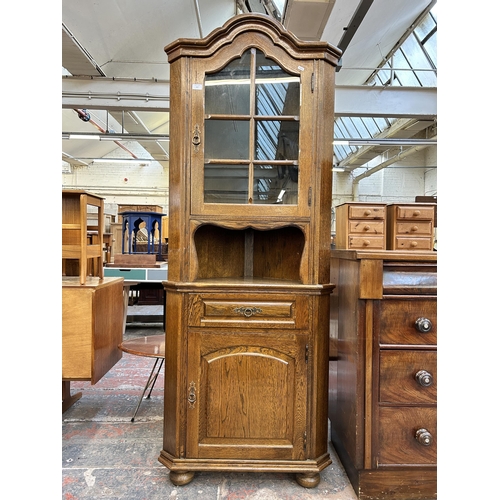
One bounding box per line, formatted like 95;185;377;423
348;220;385;235
394;236;433;250
395;205;435;220
348;205;385;219
187;293;309;329
379;350;437;404
376;299;437;345
103;267;147;280
348;236;385;249
377;406;436;466
395;221;432;236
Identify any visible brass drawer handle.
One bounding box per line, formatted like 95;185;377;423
234;306;263;318
415;317;433;333
415;369;433;387
415;428;433;446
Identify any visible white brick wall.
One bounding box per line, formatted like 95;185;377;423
62;146;436;221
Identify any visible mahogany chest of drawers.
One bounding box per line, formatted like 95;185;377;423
335;203;387;250
329;250;437;499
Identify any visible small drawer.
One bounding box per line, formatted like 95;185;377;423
348;236;386;249
104;267;147;280
379;350;437;404
377;406;437;466
394;236;433;250
376;299;437;345
187;293;309;329
395;205;435;220
395;221;433;236
348;220;385;235
348;205;386;219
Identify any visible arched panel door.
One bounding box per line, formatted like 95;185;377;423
186;330;308;460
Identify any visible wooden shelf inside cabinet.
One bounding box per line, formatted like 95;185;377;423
62;190;105;284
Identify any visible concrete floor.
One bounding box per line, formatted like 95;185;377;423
62;306;358;500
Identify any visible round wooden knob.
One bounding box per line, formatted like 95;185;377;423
363;225;371;231
413;210;421;216
364;209;371;216
411;225;418;232
415;317;432;333
415;428;433;446
410;241;418;247
362;240;370;246
415;369;433;387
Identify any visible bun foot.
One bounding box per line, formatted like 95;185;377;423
295;472;320;488
169;470;194;486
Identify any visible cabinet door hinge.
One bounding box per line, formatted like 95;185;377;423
305;343;309;363
303;431;307;452
311;73;315;92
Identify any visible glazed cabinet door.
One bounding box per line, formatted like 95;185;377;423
189;41;316;218
186;329;308;460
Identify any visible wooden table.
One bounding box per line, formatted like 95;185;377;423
119;335;165;422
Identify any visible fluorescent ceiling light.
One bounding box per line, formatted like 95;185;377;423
69;134;100;140
92;158;152;164
63;132;169;142
334;138;437;147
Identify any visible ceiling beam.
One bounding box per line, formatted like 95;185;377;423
62;77;170;111
335;85;436;119
62;77;436;118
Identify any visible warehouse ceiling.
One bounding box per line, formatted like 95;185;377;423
62;0;436;171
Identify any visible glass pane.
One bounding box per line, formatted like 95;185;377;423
204;164;249;203
253;165;298;204
255;120;299;161
415;15;436;42
392;51;420;86
205;52;251;115
255;50;300;116
423;32;437;68
204;120;250;160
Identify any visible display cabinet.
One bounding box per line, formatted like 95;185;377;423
159;14;341;488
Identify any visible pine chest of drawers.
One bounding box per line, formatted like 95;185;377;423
335;203;387;250
329;250;437;499
386;203;436;251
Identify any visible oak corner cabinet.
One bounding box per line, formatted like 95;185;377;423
159;14;341;488
329;249;437;499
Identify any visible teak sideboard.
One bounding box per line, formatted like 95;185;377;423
159;14;341;488
62;276;124;412
329;250;437;499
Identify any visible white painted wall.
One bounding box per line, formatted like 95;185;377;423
62;146;437;226
331;147;437;232
62;140;169;217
